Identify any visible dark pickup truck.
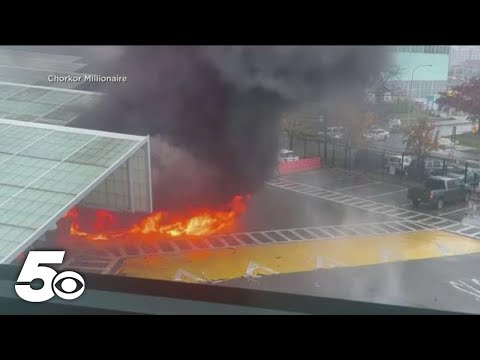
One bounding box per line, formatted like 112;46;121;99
407;176;472;210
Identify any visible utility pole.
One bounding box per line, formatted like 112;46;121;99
323;112;328;163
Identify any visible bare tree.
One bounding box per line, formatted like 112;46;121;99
372;65;405;103
281;116;315;149
281;102;324;148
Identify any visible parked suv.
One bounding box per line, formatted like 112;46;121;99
407;176;471;210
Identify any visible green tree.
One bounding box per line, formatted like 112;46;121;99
403;117;439;157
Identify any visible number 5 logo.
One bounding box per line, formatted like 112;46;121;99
15;251;85;303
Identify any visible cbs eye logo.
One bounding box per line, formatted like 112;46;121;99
15;251;85;303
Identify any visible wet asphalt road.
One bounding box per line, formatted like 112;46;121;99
222;168;480;314
240;167;479;233
219;252;480;314
238;183;396;232
370;133;480;162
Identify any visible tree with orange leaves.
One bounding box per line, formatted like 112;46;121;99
349;110;378;145
437;77;480;136
403;117;439;157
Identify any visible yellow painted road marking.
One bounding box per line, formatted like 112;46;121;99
115;231;480;283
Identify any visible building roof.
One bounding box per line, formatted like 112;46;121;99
0;48;84;65
0;82;101;126
0;48;89;88
0;49;103;126
0;118;148;264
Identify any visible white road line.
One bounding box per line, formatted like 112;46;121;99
397;222;417;231
281;184;301;188
442;223;465;230
323;194;342;199
404;213;429;220
320;228;337;237
422;218;453;226
369;205;392;212
349;200;371;205
458;226;475;234
434;220;456;228
399;202;413;207
399;209;420;220
367;189;408;198
302;229;321;238
439;206;471;216
331;228;351;236
335;181;382;191
303;188;323;194
366;224;387;233
267;179;465;231
330;196;350;201
408;222;431;230
70;220;454;265
383;208;404;214
272;231;293;242
310;191;328;196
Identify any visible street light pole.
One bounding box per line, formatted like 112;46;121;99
408;64;432;123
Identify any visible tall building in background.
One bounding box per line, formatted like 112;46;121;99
449;46;480;83
449;46;480;67
389;46;450;105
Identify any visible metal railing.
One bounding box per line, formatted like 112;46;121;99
282;133;480;190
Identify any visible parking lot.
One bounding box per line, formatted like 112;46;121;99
277;168;480;226
64;165;480;282
104;166;480;285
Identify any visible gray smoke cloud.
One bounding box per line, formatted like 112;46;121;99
73;46;387;210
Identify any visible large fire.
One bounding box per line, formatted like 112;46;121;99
62;195;249;242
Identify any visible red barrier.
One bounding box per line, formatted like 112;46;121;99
278;157;321;175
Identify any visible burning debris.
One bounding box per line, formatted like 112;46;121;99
60;195;249;244
56;46;388;247
73;46;388;210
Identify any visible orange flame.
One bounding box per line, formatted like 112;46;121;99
62;195;249;242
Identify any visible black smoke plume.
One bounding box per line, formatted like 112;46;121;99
73;46;387;210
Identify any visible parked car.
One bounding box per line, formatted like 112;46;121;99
279;149;300;162
445;165;480;187
387;118;402;132
438;137;459;150
405;158;444;179
363;128;390;141
385;155;411;174
317;127;346;142
407;176;471;209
